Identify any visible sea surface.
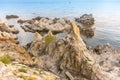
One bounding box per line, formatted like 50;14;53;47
0;0;120;49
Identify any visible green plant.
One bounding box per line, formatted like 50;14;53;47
22;76;27;80
0;56;11;64
45;35;55;44
19;67;27;73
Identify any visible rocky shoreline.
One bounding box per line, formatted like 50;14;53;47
0;14;119;80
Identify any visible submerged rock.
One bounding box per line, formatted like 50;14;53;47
6;15;19;19
75;14;94;27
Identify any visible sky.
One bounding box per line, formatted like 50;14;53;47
1;0;120;3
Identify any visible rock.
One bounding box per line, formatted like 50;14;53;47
6;15;19;19
27;22;114;79
0;31;18;44
19;17;71;34
32;16;43;21
93;44;112;55
0;20;19;34
0;41;32;65
0;19;19;44
17;19;34;24
27;21;120;80
75;14;94;27
0;20;18;43
65;71;74;80
93;45;103;54
91;45;120;80
0;62;60;80
80;27;95;38
0;24;60;80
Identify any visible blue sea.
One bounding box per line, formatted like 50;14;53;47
0;0;120;49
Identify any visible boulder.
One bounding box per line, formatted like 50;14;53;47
0;20;19;34
0;19;19;43
17;19;34;24
0;41;32;65
80;27;95;38
0;31;18;44
6;15;19;19
75;14;94;27
19;17;71;34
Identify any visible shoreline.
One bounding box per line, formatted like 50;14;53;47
0;15;120;80
2;14;120;50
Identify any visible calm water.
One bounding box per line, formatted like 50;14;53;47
0;1;120;49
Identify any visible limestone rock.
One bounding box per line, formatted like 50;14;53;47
27;22;96;79
0;41;32;65
75;14;94;27
19;17;71;34
27;21;119;80
0;62;60;80
6;15;19;19
0;20;19;34
80;27;95;38
0;31;18;44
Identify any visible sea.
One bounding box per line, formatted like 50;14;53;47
0;0;120;49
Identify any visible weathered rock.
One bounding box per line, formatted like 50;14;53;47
0;41;32;64
0;31;18;44
0;62;60;80
0;20;19;34
27;22;115;79
91;45;120;80
80;27;95;38
33;16;42;21
0;21;60;80
17;19;34;24
6;15;19;19
27;21;120;80
19;17;71;34
0;19;19;44
75;14;94;27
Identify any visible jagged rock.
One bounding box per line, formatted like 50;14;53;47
0;20;19;34
19;17;71;34
0;20;60;80
0;31;18;44
80;27;95;38
91;45;120;80
0;19;19;44
17;19;34;24
27;22;105;79
32;16;47;21
27;22;119;80
75;14;94;27
0;41;32;65
6;15;19;19
0;62;60;80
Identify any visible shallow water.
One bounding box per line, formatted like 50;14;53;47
0;0;120;49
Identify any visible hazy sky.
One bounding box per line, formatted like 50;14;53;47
1;0;120;3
